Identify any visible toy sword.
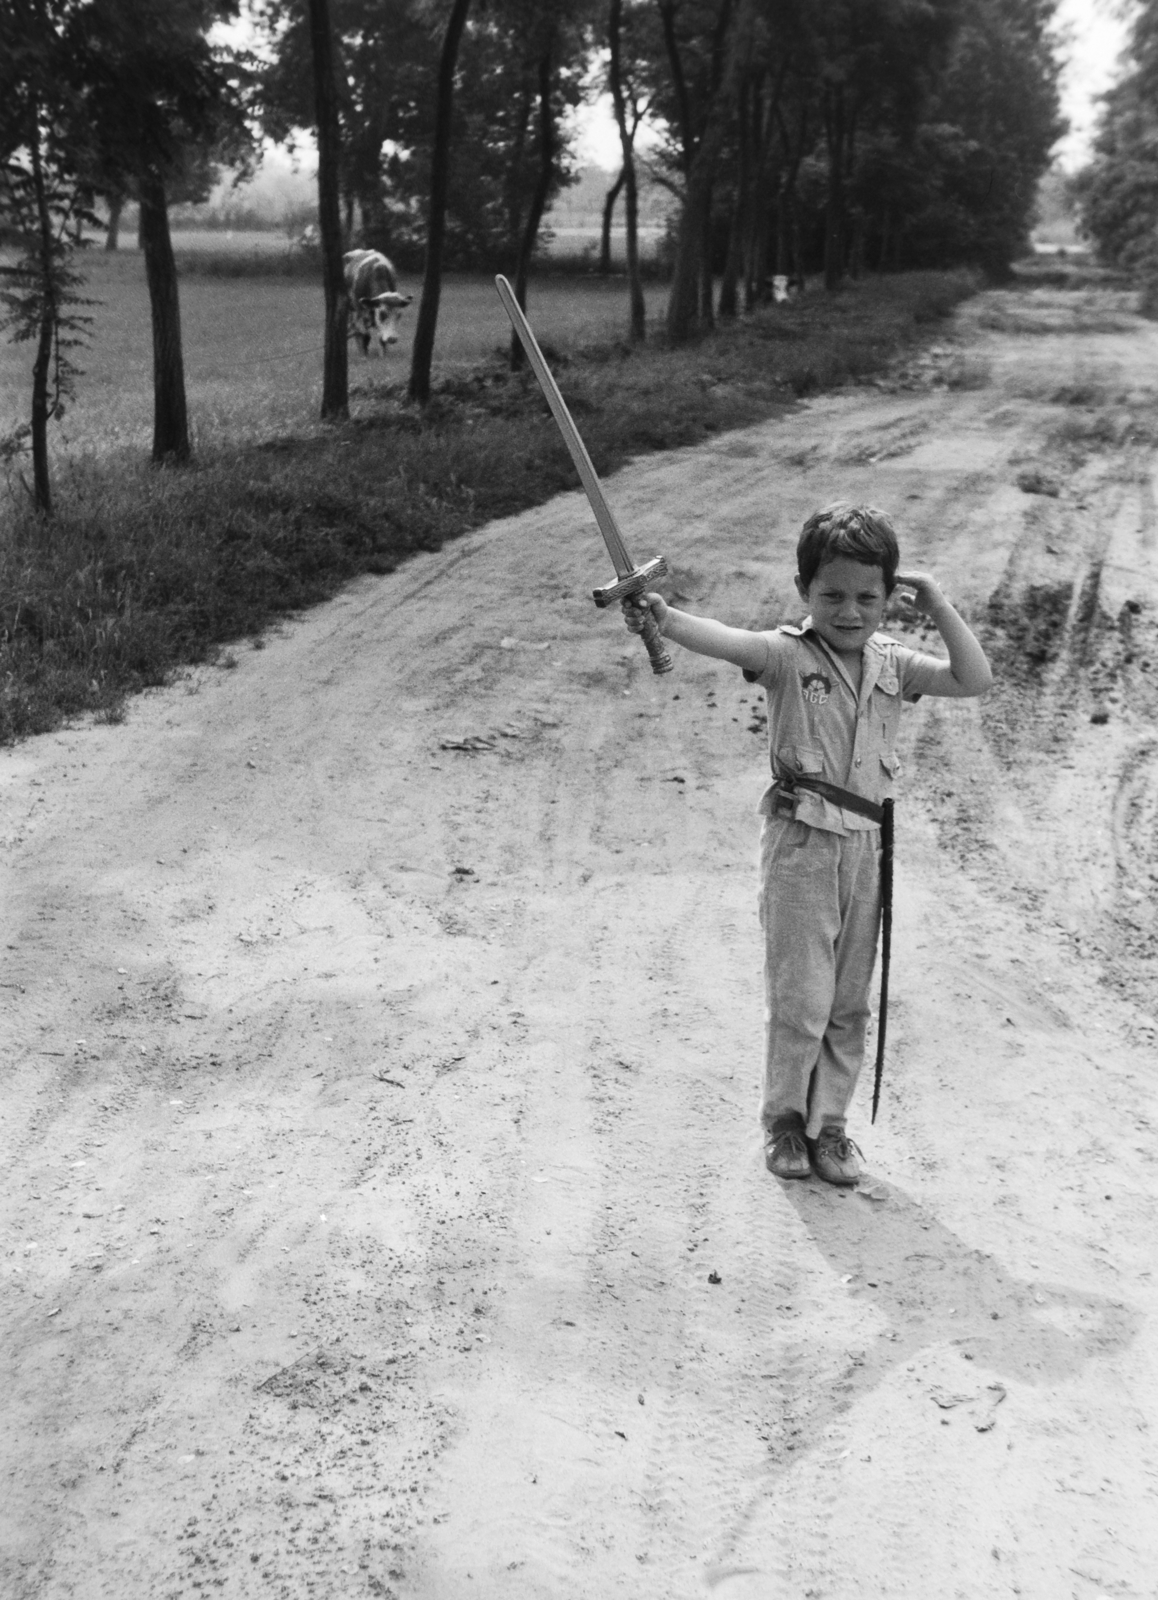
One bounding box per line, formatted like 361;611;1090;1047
494;275;672;674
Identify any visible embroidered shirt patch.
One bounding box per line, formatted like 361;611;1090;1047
800;671;833;705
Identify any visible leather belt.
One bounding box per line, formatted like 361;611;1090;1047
775;771;885;826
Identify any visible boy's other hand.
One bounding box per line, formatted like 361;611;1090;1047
621;591;667;635
894;571;946;615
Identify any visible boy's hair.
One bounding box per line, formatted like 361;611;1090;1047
797;502;900;594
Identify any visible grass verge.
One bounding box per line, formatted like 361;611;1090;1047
1;268;977;743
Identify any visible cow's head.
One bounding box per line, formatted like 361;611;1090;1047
360;290;413;350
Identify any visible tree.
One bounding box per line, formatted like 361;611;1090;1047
408;0;472;404
502;0;585;368
1075;75;1158;275
650;0;1058;333
76;0;254;462
0;0;95;514
258;0;436;258
660;0;744;341
1075;1;1158;278
913;0;1062;277
308;0;348;420
258;0;585;273
598;163;625;273
606;0;654;338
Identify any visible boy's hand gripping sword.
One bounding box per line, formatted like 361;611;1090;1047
495;276;673;674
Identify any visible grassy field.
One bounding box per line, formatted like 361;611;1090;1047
0;253;672;460
1;256;979;743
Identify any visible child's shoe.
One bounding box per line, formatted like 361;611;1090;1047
807;1124;863;1186
764;1113;811;1180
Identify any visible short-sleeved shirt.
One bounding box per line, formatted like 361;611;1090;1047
743;619;949;834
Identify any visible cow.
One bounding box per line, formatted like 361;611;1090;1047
343;249;412;356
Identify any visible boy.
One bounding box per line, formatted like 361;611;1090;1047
625;503;992;1186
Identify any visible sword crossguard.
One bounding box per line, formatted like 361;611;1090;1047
592;556;673;675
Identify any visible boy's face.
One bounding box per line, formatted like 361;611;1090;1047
795;556;888;658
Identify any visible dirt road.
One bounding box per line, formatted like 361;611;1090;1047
3;280;1157;1600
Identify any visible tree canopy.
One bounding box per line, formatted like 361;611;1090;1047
1074;1;1158;278
256;0;587;270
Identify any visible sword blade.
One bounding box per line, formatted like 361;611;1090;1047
495;275;635;580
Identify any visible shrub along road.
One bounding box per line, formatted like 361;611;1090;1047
2;279;1157;1599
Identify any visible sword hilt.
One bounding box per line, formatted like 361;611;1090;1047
592;556;673;675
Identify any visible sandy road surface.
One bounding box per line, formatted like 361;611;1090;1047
3;282;1158;1600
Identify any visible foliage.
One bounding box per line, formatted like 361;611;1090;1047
256;0;587;269
0;161;96;436
910;0;1064;277
71;0;255;211
1073;4;1158;280
649;0;1061;313
1;0;258;481
0;0;103;509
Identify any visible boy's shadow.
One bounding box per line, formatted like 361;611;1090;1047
706;1179;1136;1594
783;1176;1135;1404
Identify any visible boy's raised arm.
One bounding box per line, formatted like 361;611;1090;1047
897;571;993;697
624;593;769;677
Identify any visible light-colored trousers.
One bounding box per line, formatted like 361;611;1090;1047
758;813;882;1138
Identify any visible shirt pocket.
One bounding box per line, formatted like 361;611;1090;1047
778;744;824;776
872;672;903;745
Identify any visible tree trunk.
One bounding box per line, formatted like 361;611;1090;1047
30;306;54;515
718;78;750;320
28;120;55;515
877;211;890;272
308;0;348;421
666;119;726;342
504;85;533;258
510;46;557;370
698;174;715;327
600;166;625;276
608;0;644;338
621;151;645;340
139;167;190;464
409;0;472;405
718;194;741;319
664;0;746;342
658;0;696;175
104;193;123;252
823;81;845;292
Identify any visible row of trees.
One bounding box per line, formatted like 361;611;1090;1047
271;0;1062;359
1073;1;1158;282
3;0;1062;512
